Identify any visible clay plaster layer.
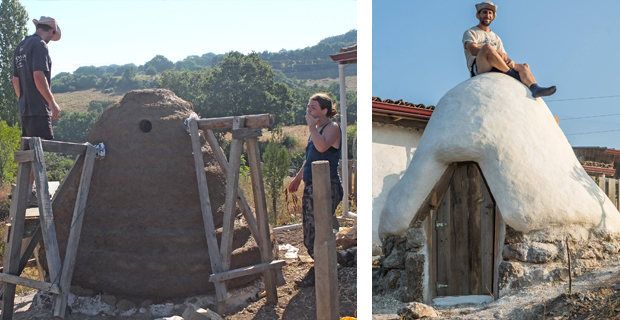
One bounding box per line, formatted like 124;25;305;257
379;73;620;238
372;122;423;248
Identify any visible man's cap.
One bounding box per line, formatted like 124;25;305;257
476;1;497;14
33;16;61;41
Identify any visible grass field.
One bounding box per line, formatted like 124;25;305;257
54;89;121;114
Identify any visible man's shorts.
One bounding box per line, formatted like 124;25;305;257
470;58;503;77
21;116;54;140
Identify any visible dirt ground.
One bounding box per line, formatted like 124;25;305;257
4;227;356;320
373;254;620;320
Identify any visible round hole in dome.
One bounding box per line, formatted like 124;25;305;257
139;120;152;133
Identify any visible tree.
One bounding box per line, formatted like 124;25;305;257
145;55;174;73
54;111;100;143
262;126;290;223
0;0;28;126
0;121;20;185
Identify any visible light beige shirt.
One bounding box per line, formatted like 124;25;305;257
462;26;506;71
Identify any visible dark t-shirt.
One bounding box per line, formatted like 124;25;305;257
13;34;52;117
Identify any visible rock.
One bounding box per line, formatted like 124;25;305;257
70;285;95;296
383;249;405;269
116;299;136;312
163;317;183;320
397;302;438;319
381;269;403;291
100;294;116;307
183;305;224;320
382;235;406;257
503;242;558;263
405;228;426;252
400;253;425;302
140;300;152;308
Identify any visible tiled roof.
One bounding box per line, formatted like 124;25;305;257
372;97;435;110
330;44;357;64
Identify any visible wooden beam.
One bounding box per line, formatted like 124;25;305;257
196;114;274;130
22;138;87;155
246;137;278;304
312;161;339;320
13;150;34;164
53;145;97;318
2;139;31;320
29;138;62;285
220;117;245;271
210;260;286;282
0;155;85;301
204;130;261;248
0;273;59;294
411;163;457;228
232;127;262;139
188;120;228;313
493;206;506;299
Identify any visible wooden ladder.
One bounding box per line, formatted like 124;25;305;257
0;138;101;320
187;114;285;315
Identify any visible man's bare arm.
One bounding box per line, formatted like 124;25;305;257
33;71;60;120
466;42;482;56
12;77;20;98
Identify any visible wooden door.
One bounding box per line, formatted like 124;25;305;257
432;162;496;297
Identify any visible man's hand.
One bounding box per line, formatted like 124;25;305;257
50;102;60;120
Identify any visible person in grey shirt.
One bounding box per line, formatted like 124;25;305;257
463;1;556;98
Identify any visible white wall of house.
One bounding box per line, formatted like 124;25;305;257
372;121;424;252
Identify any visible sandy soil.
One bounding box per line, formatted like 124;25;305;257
373;255;620;320
4;228;356;320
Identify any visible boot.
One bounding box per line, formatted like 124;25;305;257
530;83;557;98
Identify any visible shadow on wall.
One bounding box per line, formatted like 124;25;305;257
373;171;407;252
569;162;611;232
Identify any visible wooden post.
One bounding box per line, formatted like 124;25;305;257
53;145;97;318
29;138;62;284
220;117;244;270
188;120;228;314
609;178;617;209
312;161;339;320
245;137;278;304
204;129;261;247
1;140;31;320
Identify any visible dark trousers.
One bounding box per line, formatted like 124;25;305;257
301;178;344;257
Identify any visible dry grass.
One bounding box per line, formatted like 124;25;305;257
54;89;121;113
16;267;40;296
305;75;357;92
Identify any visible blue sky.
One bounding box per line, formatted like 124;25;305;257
21;0;357;76
373;0;620;149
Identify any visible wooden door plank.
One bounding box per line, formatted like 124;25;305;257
53;145;97;318
609;178;617;209
29;138;62;285
412;163;457;228
436;184;452;297
493;206;506;299
479;167;495;296
451;164;470;296
220;117;245;271
312;161;339;320
246;137;278;304
204;129;261;248
1;139;31;320
188;120;228;307
467;163;482;295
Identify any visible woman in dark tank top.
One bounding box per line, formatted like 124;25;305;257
288;93;344;286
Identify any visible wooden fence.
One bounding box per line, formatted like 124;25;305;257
599;177;620;209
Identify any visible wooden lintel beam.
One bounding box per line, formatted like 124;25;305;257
0;273;59;294
21;138;87;155
232;127;262;139
14;150;35;163
209;260;286;283
196;114;273;130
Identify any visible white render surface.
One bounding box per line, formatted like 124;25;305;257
372;122;423;249
379;72;620;238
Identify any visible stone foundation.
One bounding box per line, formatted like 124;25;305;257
373;224;620;303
